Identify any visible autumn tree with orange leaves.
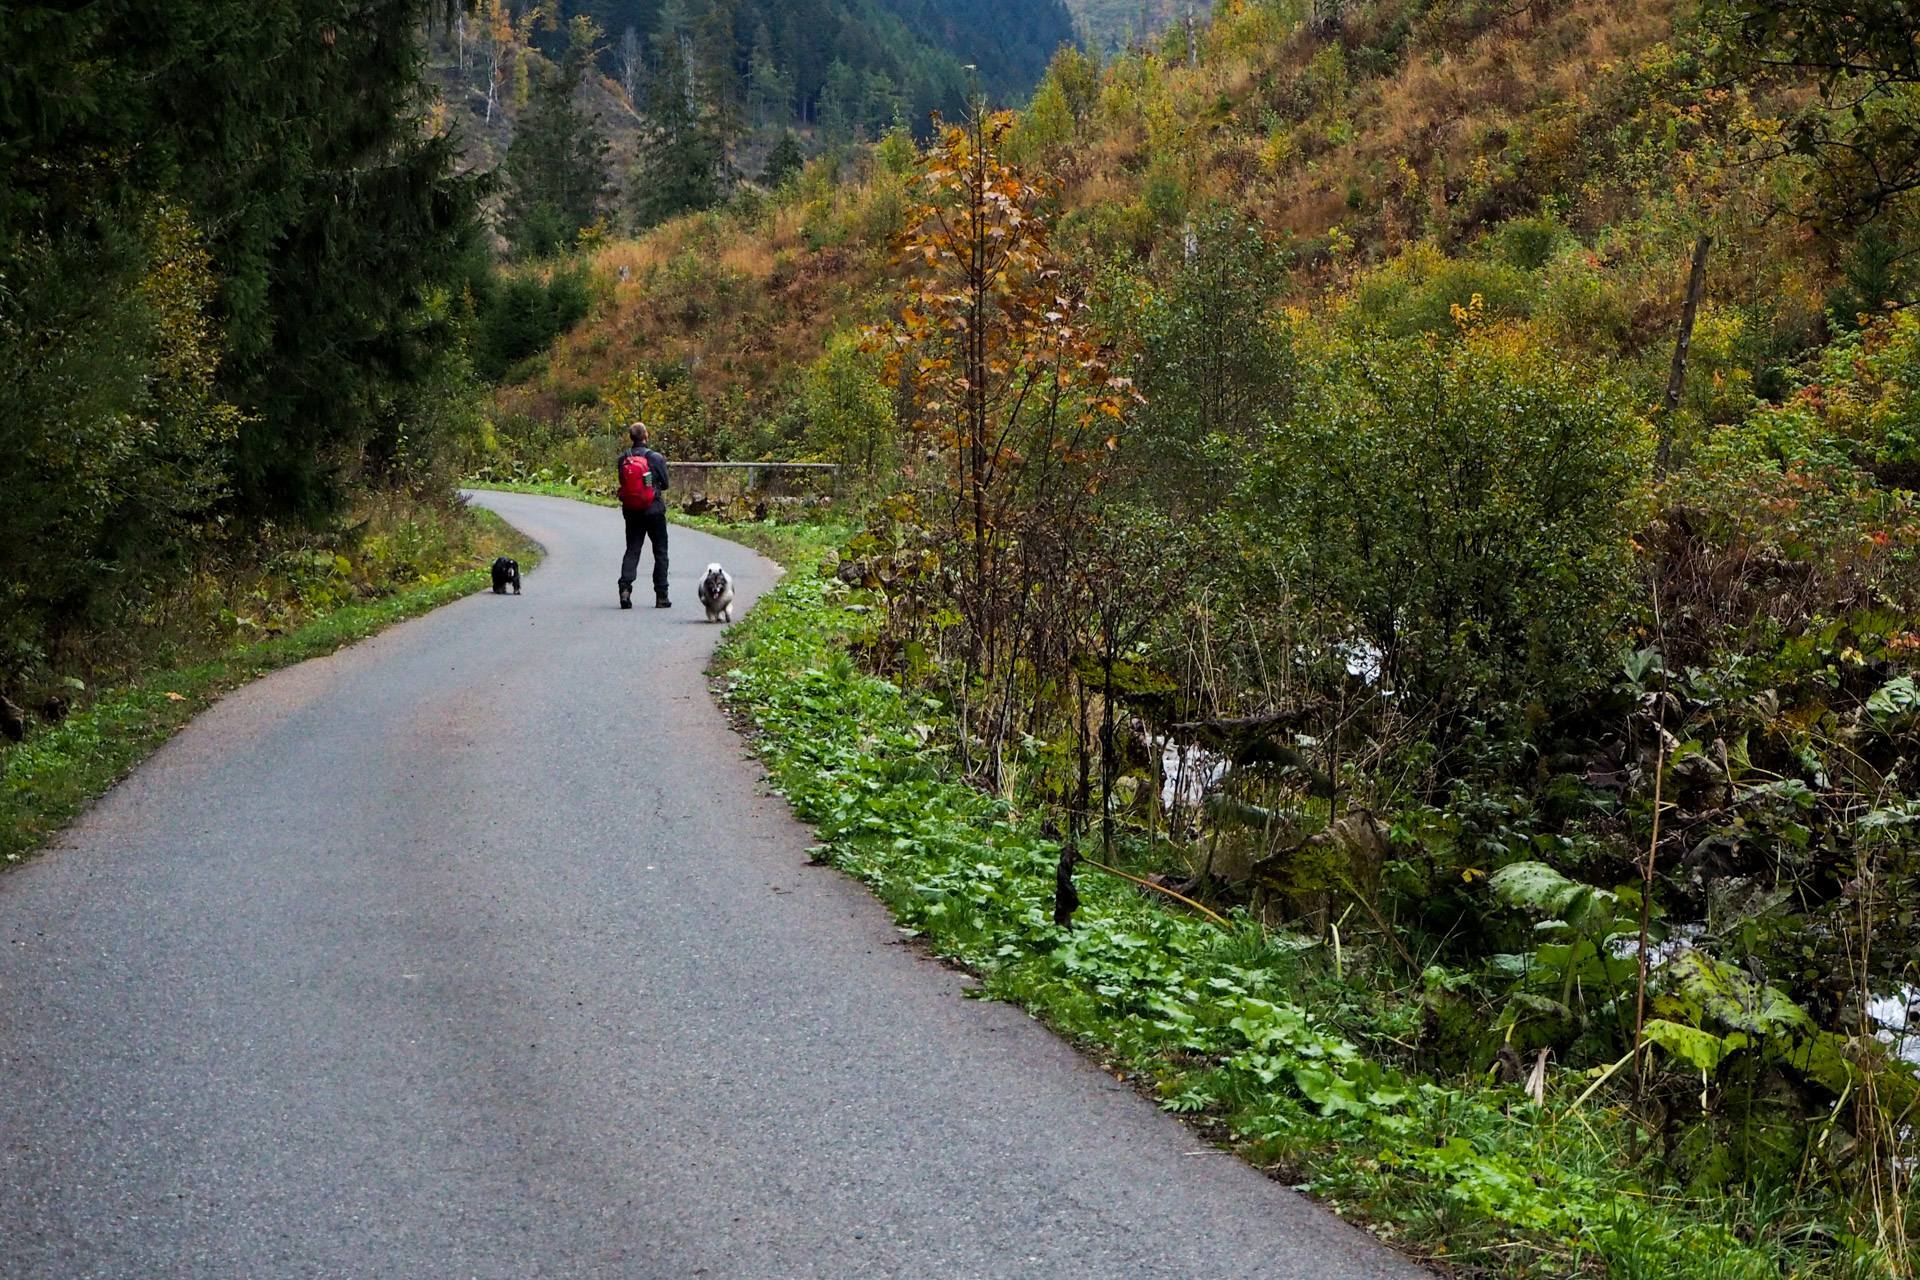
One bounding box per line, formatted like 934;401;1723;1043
866;106;1180;910
872;107;1136;758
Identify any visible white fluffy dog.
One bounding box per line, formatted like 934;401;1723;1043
697;563;735;623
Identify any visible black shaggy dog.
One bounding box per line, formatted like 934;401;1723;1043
491;556;521;595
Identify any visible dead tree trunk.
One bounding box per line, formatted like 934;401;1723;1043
1655;233;1712;476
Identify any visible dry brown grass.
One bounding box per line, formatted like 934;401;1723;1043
491;169;903;438
490;0;1824;440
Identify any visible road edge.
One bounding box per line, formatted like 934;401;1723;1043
0;509;542;869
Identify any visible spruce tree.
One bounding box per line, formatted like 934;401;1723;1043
816;61;859;147
501;17;614;258
1;0;484;523
760;131;805;187
629;41;731;227
746;26;793;126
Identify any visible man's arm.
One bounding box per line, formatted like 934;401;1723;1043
651;450;669;491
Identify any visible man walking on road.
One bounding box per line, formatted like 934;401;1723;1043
616;421;671;609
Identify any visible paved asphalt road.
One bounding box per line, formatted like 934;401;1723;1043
0;490;1424;1280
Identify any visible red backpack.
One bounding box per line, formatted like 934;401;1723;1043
617;452;658;510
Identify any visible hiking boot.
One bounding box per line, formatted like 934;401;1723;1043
618;585;633;610
655;593;672;609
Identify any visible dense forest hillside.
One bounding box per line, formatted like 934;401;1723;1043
1069;0;1185;52
427;0;1075;183
568;0;1073;106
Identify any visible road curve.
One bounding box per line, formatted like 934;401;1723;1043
0;490;1423;1280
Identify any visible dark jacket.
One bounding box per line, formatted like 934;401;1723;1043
617;446;670;515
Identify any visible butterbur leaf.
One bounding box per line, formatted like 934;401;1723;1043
1294;1067;1372;1117
1486;952;1532;977
1489;861;1584;914
1490;862;1617;931
1651;992;1703;1024
1867;674;1920;717
1508;992;1573;1021
1858;802;1920;830
1667;948;1810;1036
1786;1032;1920;1113
1642;1019;1737;1073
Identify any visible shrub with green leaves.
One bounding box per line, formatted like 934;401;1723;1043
802;333;895;485
1242;319;1653;707
1342;243;1538;338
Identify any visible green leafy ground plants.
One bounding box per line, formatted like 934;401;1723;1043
0;508;539;868
716;558;1878;1280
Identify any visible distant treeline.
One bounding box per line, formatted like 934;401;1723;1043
564;0;1074;128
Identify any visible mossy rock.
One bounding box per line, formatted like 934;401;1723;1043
1248;809;1388;895
1248;809;1389;927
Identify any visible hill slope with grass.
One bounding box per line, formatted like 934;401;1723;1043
468;0;1920;1270
477;0;1854;479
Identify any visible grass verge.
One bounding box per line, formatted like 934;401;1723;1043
671;511;853;572
713;551;1865;1280
0;507;539;868
465;477;616;506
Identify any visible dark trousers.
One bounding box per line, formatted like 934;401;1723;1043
619;508;669;596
